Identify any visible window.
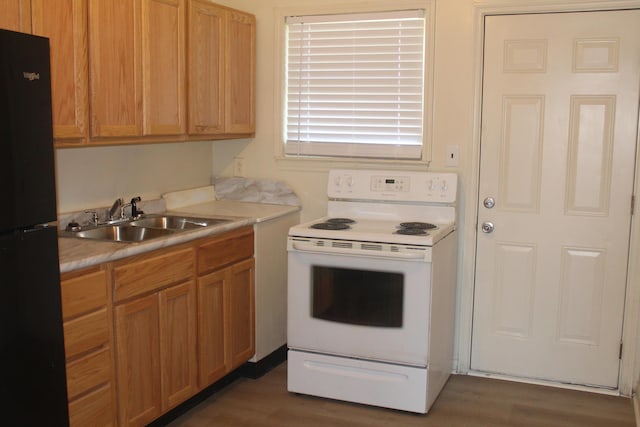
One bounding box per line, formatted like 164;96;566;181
281;7;431;161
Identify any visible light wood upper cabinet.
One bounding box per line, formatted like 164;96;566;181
188;1;255;136
0;0;31;32
88;0;189;140
142;0;186;136
187;0;224;135
225;10;255;134
88;0;142;138
31;0;89;144
11;0;253;146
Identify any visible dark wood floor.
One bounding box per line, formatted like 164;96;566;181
168;363;635;426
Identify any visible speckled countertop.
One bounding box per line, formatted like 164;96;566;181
58;180;301;274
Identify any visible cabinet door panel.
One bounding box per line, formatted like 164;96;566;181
114;294;161;427
188;0;225;134
0;0;31;32
228;258;255;369
160;280;197;410
142;0;186;136
197;269;226;387
88;0;142;137
225;10;255;133
31;0;88;142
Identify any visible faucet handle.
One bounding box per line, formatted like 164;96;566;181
84;210;99;225
131;196;142;218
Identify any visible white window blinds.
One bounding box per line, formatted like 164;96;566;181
284;10;426;160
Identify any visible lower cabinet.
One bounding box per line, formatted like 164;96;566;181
197;227;255;388
60;265;117;427
197;258;255;387
114;281;198;427
60;228;254;426
113;246;197;427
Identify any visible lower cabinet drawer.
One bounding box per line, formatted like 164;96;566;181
64;308;110;358
68;383;115;427
66;347;112;400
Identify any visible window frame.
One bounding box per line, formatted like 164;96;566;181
273;0;435;166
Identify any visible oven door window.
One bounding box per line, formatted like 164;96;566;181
312;265;403;327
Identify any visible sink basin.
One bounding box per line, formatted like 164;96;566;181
128;215;230;230
71;225;174;243
60;214;232;243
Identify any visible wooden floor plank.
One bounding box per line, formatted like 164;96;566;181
168;363;635;426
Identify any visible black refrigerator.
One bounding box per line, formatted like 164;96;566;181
0;29;69;426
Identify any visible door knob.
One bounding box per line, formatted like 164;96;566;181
483;197;496;209
481;222;494;233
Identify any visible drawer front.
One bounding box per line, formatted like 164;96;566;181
66;347;112;400
64;308;110;358
61;268;108;320
114;247;195;302
69;383;115;427
197;227;254;275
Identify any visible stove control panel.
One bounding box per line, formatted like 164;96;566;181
328;169;457;203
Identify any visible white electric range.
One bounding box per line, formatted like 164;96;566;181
287;169;458;413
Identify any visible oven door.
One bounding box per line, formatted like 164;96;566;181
287;242;432;367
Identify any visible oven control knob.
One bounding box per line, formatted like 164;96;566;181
481;222;495;233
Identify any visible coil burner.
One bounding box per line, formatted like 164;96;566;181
396;222;438;236
310;218;355;231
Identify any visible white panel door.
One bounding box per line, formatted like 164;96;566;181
472;10;640;388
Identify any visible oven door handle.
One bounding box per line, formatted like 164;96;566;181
291;241;428;260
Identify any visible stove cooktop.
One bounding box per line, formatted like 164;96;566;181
289;216;456;246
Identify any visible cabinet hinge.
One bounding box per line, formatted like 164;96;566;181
632;195;635;215
619;342;624;359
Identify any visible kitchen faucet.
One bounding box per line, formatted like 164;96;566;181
109;198;124;220
108;196;143;221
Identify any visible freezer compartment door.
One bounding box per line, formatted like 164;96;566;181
0;29;57;231
0;226;69;425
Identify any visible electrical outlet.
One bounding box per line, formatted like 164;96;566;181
445;144;459;167
233;157;245;177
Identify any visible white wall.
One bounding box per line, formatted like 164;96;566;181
55;140;214;213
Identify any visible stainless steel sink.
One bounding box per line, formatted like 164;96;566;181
71;225;174;243
60;214;232;243
128;215;230;230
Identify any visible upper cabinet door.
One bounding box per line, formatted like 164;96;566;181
225;10;255;134
0;0;31;32
187;1;255;136
142;0;186;136
88;0;142;138
187;0;225;135
31;0;88;143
